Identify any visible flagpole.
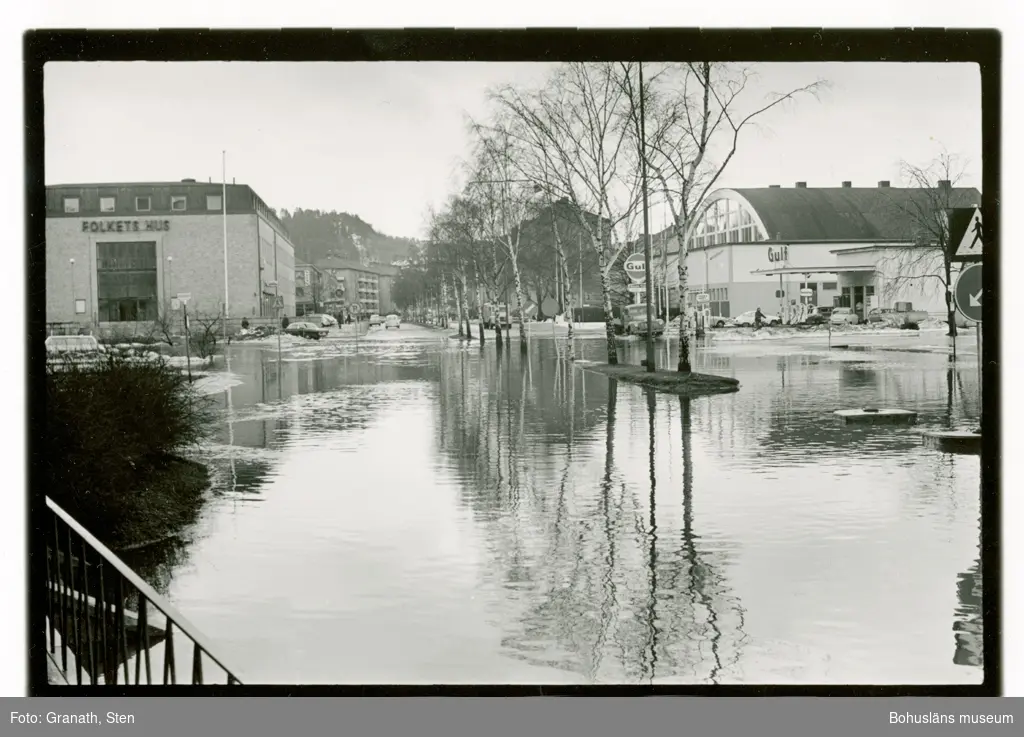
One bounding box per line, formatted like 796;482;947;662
222;150;229;347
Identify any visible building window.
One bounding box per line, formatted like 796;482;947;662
63;197;80;214
171;195;187;211
96;241;158;322
822;282;838;291
135;196;151;212
100;196;116;212
207;195;223;211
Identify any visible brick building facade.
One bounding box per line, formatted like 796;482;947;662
45;180;296;329
314;257;398;318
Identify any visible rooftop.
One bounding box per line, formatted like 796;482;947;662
732;185;981;242
46;180;290;236
315;257;398;275
47;180;242;189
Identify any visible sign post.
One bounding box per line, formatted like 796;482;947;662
953;263;983;427
623;253;646;306
179;294;193;383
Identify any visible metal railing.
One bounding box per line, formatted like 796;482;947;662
44;497;244;685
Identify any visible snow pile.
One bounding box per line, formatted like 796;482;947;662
192;372;246;396
234;333;311;348
111;341;165;351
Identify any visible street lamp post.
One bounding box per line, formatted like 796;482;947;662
166;255;174;308
222;150;230;347
639;62;655;373
69;258;76;319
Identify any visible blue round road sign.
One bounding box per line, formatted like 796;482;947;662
953;263;983;323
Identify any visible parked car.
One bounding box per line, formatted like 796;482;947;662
384;314;401;329
284;321;329;340
306;313;338;328
614;303;665;336
866;304;928;328
368;314;384;327
830;307;861;325
706;314;730;328
730;310;781;327
803;306;834;325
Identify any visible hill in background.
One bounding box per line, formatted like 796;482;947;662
279;208;416;266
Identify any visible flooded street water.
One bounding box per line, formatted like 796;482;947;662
141;325;983;685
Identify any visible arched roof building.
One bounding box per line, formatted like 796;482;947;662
650;181;980;322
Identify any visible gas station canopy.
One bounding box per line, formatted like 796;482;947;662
750;265;877;276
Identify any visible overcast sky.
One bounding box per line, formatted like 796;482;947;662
45;62;981;239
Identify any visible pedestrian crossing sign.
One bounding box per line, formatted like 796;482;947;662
950;207;983;262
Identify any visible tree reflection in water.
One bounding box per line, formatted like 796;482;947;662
434;348;748;683
952;549;983;668
644;388;659;683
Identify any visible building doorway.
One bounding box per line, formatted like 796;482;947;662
853;285;865;321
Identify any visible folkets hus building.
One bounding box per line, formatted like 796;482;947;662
655;180;981;322
45;180;297;329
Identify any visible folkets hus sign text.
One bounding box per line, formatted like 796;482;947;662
81;219;172;233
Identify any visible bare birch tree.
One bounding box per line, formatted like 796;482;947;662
498;132;581;360
879;150;977;337
491;62;644;366
468;126;539;353
428;205;475;340
619;63;826;371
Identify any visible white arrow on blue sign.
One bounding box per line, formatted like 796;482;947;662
953;263;982;323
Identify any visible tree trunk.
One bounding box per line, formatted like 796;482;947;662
944;258;958;337
458;269;472;341
553;230;576;361
493;310;504;349
676;255;691;373
454;281;464;337
598;249;618;366
474;265;486;344
489;247;504;349
510;259;529;353
441;277;452;331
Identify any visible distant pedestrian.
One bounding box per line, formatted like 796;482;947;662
754;307;765;329
241;317;249;330
282;316;290;330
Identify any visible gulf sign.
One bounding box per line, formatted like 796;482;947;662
624;253;646;282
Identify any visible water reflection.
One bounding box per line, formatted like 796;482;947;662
953;554;983;668
431;350;754;683
125;332;985;685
